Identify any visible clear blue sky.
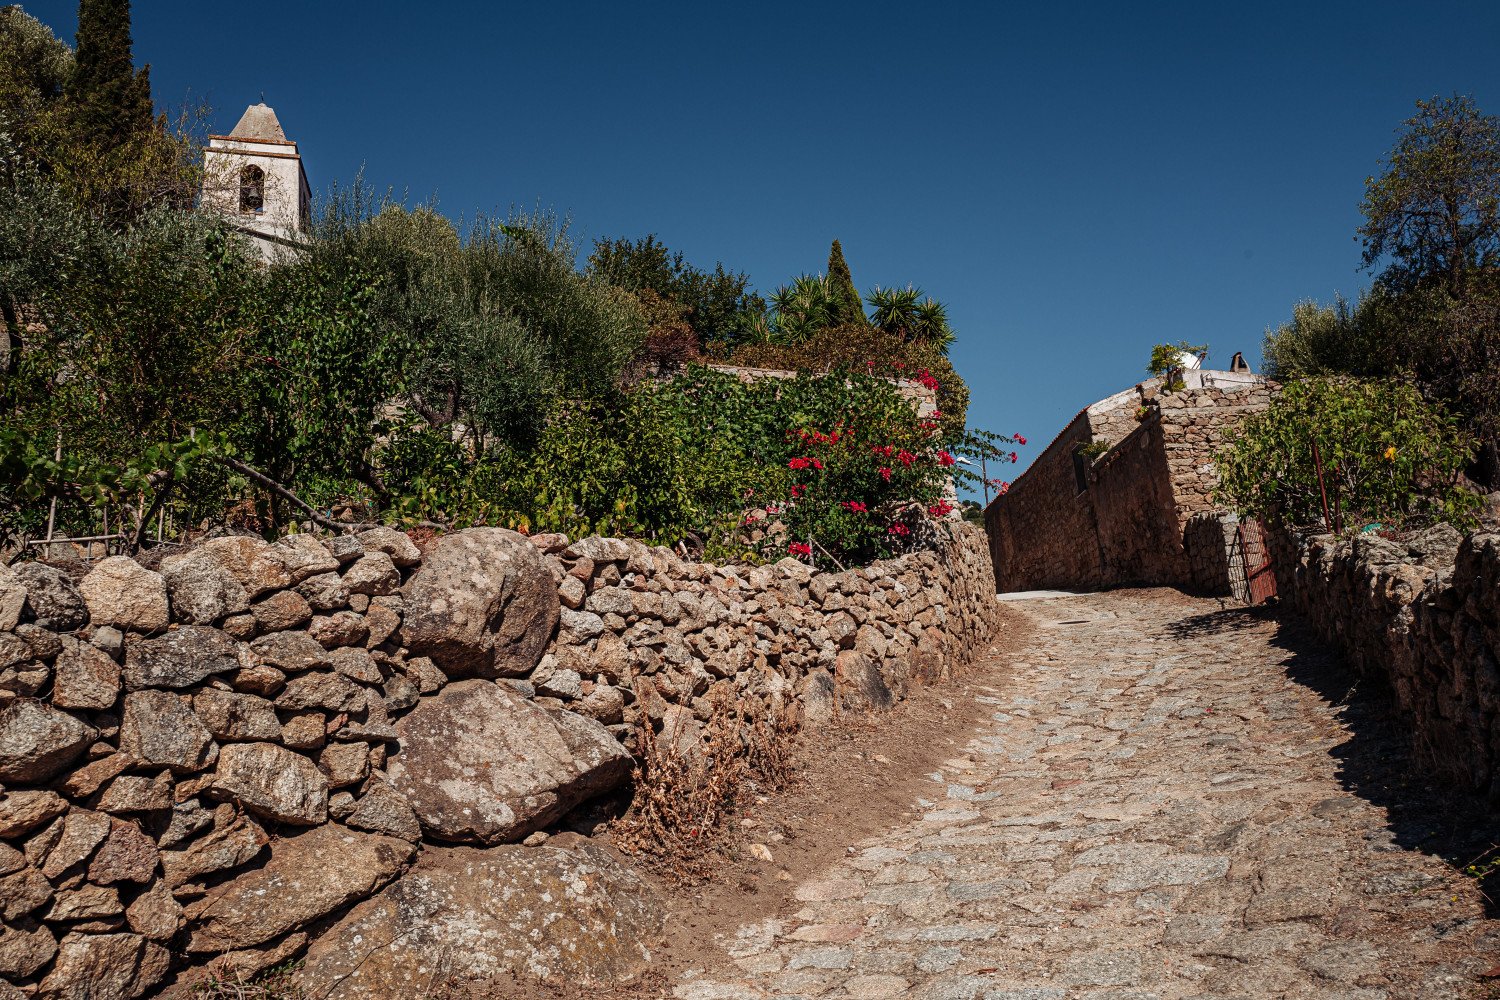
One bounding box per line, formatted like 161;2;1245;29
24;1;1500;487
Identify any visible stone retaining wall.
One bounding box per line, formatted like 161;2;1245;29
0;521;999;997
985;373;1271;594
1272;523;1500;795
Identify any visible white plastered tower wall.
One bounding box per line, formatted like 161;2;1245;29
201;102;310;263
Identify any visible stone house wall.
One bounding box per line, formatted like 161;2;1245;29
983;372;1271;594
1271;524;1500;795
0;521;999;997
984;411;1101;592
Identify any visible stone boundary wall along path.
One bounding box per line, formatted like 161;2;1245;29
0;521;1000;998
1272;522;1500;796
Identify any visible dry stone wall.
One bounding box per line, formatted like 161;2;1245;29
984;373;1271;595
1273;523;1500;795
0;520;999;997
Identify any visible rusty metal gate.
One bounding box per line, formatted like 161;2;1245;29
1237;517;1277;605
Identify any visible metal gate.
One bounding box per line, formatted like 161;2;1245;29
1237;517;1277;605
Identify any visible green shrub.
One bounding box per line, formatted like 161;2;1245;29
1214;376;1481;532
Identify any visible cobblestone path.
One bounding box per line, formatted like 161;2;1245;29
672;590;1500;1000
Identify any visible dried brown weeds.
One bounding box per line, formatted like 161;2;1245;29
610;692;798;880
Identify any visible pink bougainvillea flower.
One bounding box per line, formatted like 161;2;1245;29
788;542;812;557
1009;452;1019;462
887;522;911;536
790;484;806;498
879;467;892;482
937;451;956;467
843;500;867;513
897;450;916;467
928;500;955;517
1015;434;1027;445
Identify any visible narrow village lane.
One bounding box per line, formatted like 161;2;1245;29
670;589;1500;1000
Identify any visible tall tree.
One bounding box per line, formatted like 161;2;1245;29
1359;95;1500;297
826;239;864;326
64;0;152;139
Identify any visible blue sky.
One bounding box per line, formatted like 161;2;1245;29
24;1;1500;489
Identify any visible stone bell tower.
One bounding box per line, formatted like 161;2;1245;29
201;101;311;262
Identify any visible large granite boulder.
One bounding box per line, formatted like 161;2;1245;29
209;743;328;825
160;537;291;625
0;564;25;631
78;557;169;635
400;528;559;678
296;841;663;997
184;825;414;954
385;680;631;844
122;627;240;691
37;931;169;1000
13;564;87;631
0;700;97;784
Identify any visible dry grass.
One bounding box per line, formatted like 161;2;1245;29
610;690;797;880
190;961;305;1000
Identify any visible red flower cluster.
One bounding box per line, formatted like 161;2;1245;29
842;501;868;513
887;523;911;536
928;500;955;517
788;542;812;557
1015;434;1027;445
914;369;941;392
897;450;916;467
787;457;824;471
790;484;806;498
879;467;892;482
1009;451;1018;463
937;451;956;467
871;444;896;458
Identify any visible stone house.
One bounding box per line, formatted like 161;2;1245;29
983;369;1273;596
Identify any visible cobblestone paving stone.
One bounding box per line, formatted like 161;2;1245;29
671;590;1500;1000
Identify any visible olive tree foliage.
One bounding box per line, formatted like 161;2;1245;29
587;233;765;344
1360;95;1500;297
307;192;646;458
0;3;199;222
1262;96;1500;487
1215;377;1480;532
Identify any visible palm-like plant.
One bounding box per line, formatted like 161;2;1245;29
769;274;836;344
867;285;953;351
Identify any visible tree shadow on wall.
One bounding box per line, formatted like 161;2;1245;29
1266;613;1500;919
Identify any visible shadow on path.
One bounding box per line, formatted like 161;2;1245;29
1261;608;1500;918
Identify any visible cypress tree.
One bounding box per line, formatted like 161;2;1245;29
826;239;865;326
65;0;153;138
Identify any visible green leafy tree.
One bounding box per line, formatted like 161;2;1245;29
0;3;197;220
1360;95;1500;297
1215;377;1481;531
587;233;765;343
825;239;865;326
0;6;73;136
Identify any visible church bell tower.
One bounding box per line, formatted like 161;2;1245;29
202;102;310;261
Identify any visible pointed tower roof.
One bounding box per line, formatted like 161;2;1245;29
228;102;287;142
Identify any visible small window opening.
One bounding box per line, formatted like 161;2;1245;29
239;165;265;213
1072;445;1090;495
